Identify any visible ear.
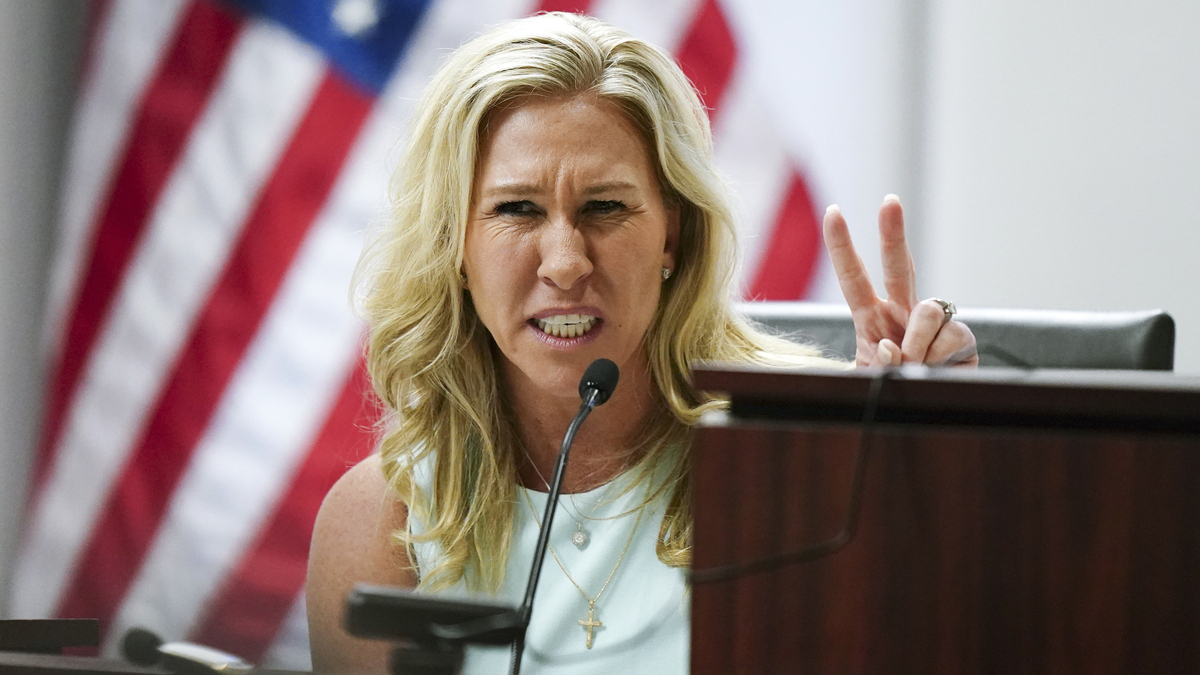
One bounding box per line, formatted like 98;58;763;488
661;200;680;272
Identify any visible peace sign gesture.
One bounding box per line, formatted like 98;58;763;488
823;195;978;368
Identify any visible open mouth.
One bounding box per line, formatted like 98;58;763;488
534;314;599;339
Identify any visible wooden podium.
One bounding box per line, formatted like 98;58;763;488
689;365;1200;674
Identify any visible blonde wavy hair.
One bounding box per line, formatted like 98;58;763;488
357;12;834;592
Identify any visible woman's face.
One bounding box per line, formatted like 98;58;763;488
464;93;678;402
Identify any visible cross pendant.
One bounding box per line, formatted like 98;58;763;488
578;605;603;649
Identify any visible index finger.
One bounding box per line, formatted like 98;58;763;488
878;195;917;308
823;204;878;310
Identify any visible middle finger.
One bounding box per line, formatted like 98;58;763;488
879;195;917;309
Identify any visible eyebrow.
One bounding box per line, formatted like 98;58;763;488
479;180;640;198
584;181;638;195
479;182;540;198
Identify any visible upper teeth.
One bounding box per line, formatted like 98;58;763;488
536;314;597;338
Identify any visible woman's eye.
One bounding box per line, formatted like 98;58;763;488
494;200;537;215
587;200;626;215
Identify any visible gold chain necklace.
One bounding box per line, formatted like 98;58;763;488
523;455;608;549
520;488;645;649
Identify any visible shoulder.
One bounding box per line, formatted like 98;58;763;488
314;454;403;543
307;454;415;674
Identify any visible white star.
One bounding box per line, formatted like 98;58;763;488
331;0;382;38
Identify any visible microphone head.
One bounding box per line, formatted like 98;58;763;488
121;627;163;666
578;358;619;405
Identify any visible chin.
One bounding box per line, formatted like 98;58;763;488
539;362;597;399
498;354;582;399
499;327;639;403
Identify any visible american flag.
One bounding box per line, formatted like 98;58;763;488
12;0;822;668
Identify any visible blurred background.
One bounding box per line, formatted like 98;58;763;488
0;0;1197;669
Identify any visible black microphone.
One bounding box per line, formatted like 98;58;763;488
122;627;253;674
121;627;162;666
577;357;619;406
509;358;619;675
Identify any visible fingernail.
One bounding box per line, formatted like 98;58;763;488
884;194;900;204
826;204;839;216
879;344;894;366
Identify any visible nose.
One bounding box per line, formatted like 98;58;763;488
537;216;592;290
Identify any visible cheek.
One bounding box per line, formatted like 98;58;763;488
461;225;487;281
464;231;535;319
601;235;665;312
611;229;668;278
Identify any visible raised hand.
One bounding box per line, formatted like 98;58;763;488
823;195;978;367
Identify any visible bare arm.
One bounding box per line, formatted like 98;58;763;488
307;454;417;674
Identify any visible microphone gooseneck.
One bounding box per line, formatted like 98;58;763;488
510;358;619;675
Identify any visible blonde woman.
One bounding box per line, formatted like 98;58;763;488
306;12;976;675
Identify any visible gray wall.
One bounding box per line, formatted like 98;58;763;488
0;0;86;616
922;0;1200;374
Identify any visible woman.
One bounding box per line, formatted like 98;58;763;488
306;12;976;674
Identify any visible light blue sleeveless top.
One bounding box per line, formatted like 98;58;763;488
408;456;690;674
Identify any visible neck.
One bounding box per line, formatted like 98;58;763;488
504;359;656;494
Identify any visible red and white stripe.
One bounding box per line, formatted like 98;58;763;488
18;11;324;617
44;0;188;353
15;0;824;667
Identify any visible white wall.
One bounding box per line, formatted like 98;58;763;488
0;0;86;615
722;0;927;303
923;0;1200;374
